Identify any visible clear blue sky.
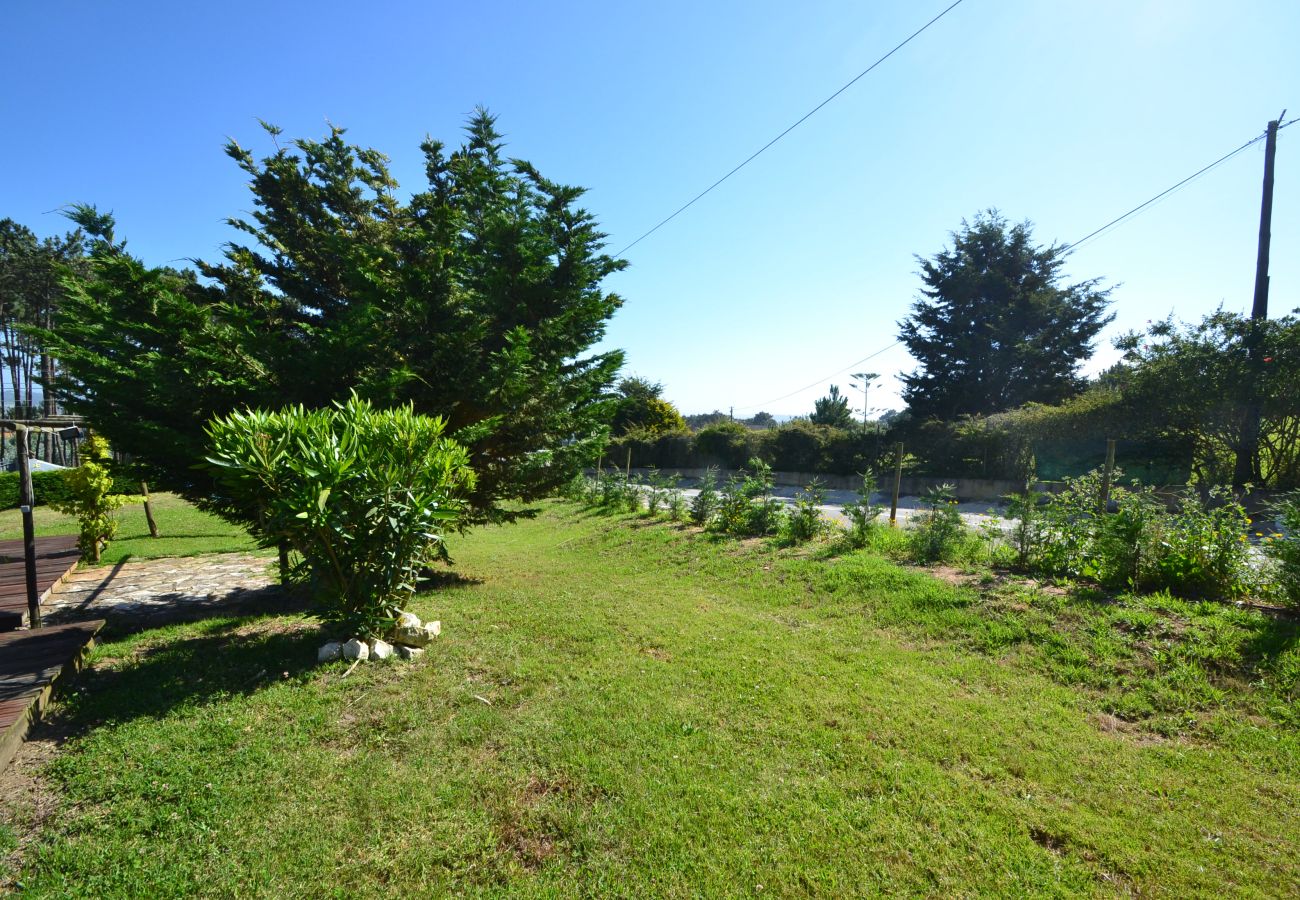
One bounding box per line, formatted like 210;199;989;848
3;0;1296;417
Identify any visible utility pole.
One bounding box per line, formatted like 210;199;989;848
1235;113;1284;491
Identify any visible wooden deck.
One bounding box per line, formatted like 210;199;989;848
0;535;82;631
0;619;104;773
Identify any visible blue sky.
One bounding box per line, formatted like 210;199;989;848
3;0;1296;417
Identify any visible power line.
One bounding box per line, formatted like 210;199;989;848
613;0;969;258
731;118;1298;412
1063;117;1298;252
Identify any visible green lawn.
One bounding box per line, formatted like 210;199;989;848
4;502;1298;896
0;492;260;564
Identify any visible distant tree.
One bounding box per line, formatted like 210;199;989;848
611;376;686;436
810;385;854;428
41;110;625;523
0;219;88;417
746;411;777;429
685;410;732;431
898;211;1113;420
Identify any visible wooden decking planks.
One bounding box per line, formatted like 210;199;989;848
0;619;104;773
0;536;83;630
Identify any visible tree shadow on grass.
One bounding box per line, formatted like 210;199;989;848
43;610;327;739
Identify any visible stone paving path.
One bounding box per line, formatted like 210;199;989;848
44;553;282;627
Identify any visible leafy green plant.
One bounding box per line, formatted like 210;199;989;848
643;468;675;516
907;483;967;564
781;479;828;545
715;458;785;537
204;396;475;637
667;488;687;522
48;434;136;562
690;467;720;527
1262;492;1300;609
841;470;883;549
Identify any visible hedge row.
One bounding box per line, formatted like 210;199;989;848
604;397;1193;483
0;469;139;510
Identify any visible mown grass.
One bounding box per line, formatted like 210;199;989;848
0;492;259;564
5;501;1299;896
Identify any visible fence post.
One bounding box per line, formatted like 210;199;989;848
626;447;632;480
16;425;41;629
140;481;160;538
1098;438;1117;513
889;442;904;527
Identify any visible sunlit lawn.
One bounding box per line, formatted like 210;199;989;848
0;492;260;564
3;501;1298;896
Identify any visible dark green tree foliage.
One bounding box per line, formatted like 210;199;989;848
1114;310;1300;489
610;376;686;436
899;211;1113;420
810;384;854;428
0;219;88;417
42;111;626;521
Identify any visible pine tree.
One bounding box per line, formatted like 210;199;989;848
898;211;1113;420
810;385;854;428
41;110;625;522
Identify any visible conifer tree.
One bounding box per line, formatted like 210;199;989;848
42;110;626;522
898;211;1113;420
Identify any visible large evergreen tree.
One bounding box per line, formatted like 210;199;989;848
42;111;626;521
898;211;1113;420
810;385;854;428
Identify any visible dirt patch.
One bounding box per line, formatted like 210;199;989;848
1092;712;1168;746
499;821;557;871
641;647;670;661
0;719;76;887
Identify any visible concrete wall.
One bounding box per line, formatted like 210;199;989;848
593;466;1068;501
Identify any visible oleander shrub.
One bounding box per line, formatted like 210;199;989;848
204;396;475;637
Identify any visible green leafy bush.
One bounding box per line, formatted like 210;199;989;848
1021;469;1254;598
907;483;968;564
780;479;828;545
841;470;883;549
694;421;758;470
0;468;137;510
1262;493;1300;609
204;396;475;637
690;467;720;527
47;435;137;561
715;458;785;537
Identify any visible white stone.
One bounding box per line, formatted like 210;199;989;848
397;644;425;661
395;611;422;629
391;622;429;647
369;639;395;660
424;621;441;639
342;638;370;661
317;641;344;663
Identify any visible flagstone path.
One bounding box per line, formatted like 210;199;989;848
43;553;282;627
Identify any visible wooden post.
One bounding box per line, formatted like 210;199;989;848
626;447;632;480
1099;438;1117;513
889;441;904;527
16;425;41;629
140;481;160;538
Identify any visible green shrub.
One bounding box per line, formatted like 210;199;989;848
690;467;720;527
0;468;137;510
204;396;475;637
47;435;137;561
1021;469;1255;599
715;458;785;537
841;470;883;549
780;479;828;545
643;469;675;516
907;483;967;564
694;421;757;470
1263;493;1300;608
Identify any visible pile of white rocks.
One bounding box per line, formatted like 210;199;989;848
317;611;441;664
